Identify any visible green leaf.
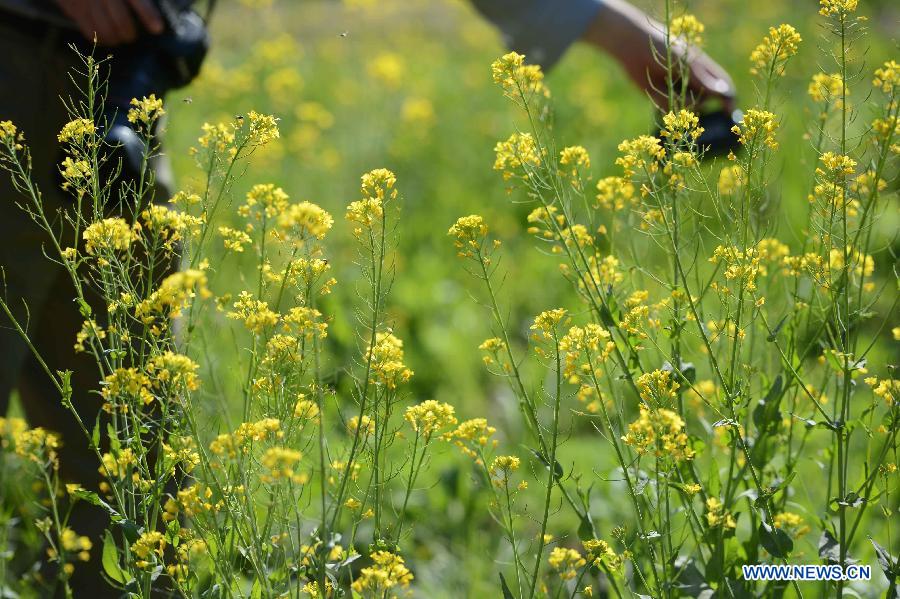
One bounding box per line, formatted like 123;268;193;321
759;521;793;558
528;448;563;481
101;530;128;584
499;572;516;599
577;512;595;542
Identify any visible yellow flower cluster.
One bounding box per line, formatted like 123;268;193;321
261;447;306;484
227;291;279;334
131;531;166;569
147;352;200;392
346;168;396;233
616;135;665;178
278;201;334;240
865;377;897;405
294;396;320;420
622;405;695;462
141;204;203;249
244;110;280;146
127;94;165;126
13;426;60;465
488;455;521;488
239;183;289;220
135;268;211;323
595;176;635;210
530;308;569;347
774;512;810;537
494;132;541;181
717;165;745;196
873;60;899;93
448;418;497;462
548;547;586;580
705;497;737;529
101;367;153;406
636;369;680;405
479;337;510;371
583;539;622;569
219;226;252;252
348;415;375;436
404;400;457;438
365;332;413;389
732;109;779;149
661;109;704;144
817;152;856;181
559;145;591;181
669;14;704;46
57;118;96;144
808;73;843;103
448;214;489;259
58;527;92;563
560;324;614;390
491;51;547;97
749;24;802;76
209;418;283;459
83;218;136;255
351;551;414;595
819;0;857;16
0;120;20;147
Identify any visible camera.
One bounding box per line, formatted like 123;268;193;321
101;1;209;188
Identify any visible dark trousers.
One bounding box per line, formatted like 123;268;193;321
0;13;173;596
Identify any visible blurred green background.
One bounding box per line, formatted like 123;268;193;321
153;0;897;594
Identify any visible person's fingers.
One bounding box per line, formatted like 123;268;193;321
100;0;138;45
126;0;164;34
686;51;737;110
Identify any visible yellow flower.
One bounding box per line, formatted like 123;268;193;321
705;497;737;530
448;418;497;461
622;405;695;462
669;14;704;46
548;547;586;580
260;447;306;484
595;176;635;210
127;94;165;126
82;218;135;255
636;369;680;405
530;308;569;347
101;367;153;405
219;226;252;252
661;109;704;143
491;51;548;97
865;377;897;405
774;512;810;537
873;60;899;93
717;165;745;195
348;415;375;436
749;24;802;76
57;118;96;144
365;332;413;389
616;135;665;178
294;397;320;420
227;291;279;334
131;531;166;569
448;215;489;258
731;109;779;149
0;120;21;147
351;551;414;595
404;400;457;438
819;0;857;17
147;352;200;392
367;52;405;88
559;145;591;170
278;201;334;239
59;527;92;562
494;132;541;181
808;73;843;103
13;427;60;464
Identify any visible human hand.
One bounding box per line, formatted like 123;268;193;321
54;0;164;46
584;0;736;112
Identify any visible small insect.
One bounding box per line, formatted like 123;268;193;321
182;97;193;104
235;115;244;121
339;31;349;37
